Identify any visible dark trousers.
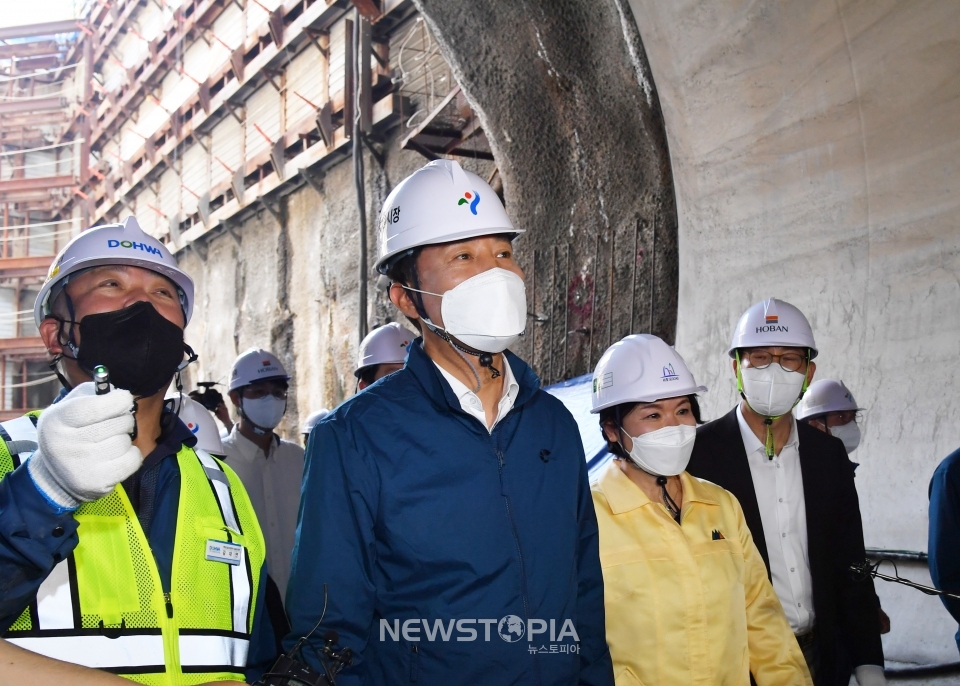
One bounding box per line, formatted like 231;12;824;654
796;628;823;686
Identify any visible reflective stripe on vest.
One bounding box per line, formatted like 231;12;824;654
0;414;265;684
6;632;250;673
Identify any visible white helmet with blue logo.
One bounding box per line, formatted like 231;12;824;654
167;393;224;455
34;216;195;327
374;159;521;275
590;334;707;413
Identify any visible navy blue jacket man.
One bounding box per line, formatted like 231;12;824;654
929;447;960;653
286;159;612;686
287;341;612;686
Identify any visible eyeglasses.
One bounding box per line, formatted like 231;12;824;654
821;411;863;427
241;386;288;400
740;350;808;373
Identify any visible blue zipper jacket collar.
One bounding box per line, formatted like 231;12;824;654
404;337;540;419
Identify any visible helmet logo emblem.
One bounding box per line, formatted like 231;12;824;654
457;190;481;215
107;238;162;256
757;299;786;332
662;364;678;380
188;422;199;434
593;372;613;393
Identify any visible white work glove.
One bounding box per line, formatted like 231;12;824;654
855;664;886;686
27;382;141;509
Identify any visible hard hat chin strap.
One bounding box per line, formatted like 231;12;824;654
400;284;501;387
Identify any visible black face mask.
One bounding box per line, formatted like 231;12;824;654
72;301;190;398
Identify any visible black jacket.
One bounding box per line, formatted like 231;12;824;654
687;407;883;685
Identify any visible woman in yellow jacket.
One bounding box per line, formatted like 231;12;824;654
590;334;812;686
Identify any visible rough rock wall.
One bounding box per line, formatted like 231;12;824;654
626;0;960;664
413;0;678;384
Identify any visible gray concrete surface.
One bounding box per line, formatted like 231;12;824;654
625;0;960;666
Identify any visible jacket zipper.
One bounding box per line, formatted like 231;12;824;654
495;447;532;624
409;643;419;682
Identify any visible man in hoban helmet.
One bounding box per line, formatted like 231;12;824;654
0;217;276;683
687;298;884;686
286;160;613;686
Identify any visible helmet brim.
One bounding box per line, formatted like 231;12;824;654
590;384;708;414
376;226;523;275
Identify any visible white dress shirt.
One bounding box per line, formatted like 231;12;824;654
434;356;519;432
222;426;305;598
736;404;815;633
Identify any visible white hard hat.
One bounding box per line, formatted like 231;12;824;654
301;409;330;435
355;323;412;377
35;216;195;327
591;334;707;413
796;379;864;420
374;159;521;274
728;298;818;358
229;348;290;391
167;393;224;455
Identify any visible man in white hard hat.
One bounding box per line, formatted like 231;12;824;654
354;322;411;390
0;217;275;682
797;380;865;460
687;298;884;686
798;380;891;639
223;348;303;601
286;160;613;686
300;409;329;446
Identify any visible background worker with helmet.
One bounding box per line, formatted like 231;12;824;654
286;159;613;686
223;348;303;601
797;380;893;650
354;322;411;390
687;298;885;686
300;409;330;446
0;217;276;683
797;380;866;460
167;393;227;457
590;334;811;685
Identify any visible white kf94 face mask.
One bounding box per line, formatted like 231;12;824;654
740;364;807;417
241;396;287;431
410;267;527;354
829;421;861;454
624;424;697;477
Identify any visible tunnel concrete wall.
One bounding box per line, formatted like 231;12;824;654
413;0;679;384
625;0;960;665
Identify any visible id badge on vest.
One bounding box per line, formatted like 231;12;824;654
205;539;243;565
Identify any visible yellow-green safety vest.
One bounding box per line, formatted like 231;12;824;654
0;412;266;685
